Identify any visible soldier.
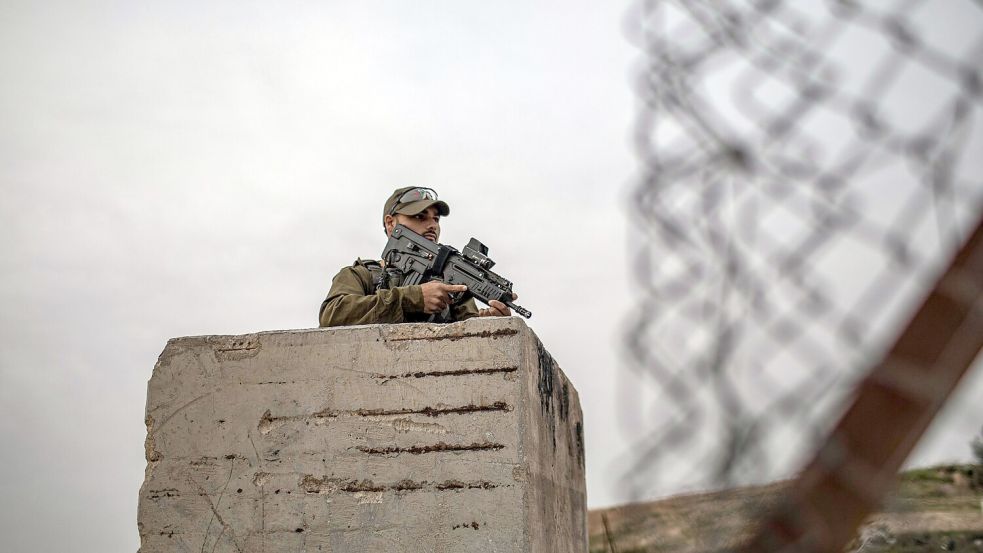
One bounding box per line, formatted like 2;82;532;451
318;187;515;327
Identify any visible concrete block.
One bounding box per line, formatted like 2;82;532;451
138;317;586;552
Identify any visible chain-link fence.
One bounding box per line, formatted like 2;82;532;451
620;0;983;550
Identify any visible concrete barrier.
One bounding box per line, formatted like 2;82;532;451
138;317;586;552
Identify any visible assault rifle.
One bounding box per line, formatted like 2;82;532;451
380;224;532;319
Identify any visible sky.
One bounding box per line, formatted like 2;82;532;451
0;1;980;552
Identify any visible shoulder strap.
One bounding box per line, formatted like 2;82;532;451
353;258;382;271
353;259;392;292
344;258;379;293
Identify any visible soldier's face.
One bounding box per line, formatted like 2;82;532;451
385;206;441;242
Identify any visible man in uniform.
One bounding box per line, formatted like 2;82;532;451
318;187;515;327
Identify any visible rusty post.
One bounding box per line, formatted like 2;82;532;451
741;218;983;553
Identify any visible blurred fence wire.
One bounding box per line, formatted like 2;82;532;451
623;0;983;547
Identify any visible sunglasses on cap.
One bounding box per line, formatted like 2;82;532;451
390;187;439;214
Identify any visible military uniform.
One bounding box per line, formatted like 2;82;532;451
318;259;480;327
319;186;486;328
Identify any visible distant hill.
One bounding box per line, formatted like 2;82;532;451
587;465;983;553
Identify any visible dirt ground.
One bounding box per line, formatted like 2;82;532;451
587;465;983;553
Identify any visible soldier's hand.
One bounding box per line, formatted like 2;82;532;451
479;293;518;317
421;282;468;314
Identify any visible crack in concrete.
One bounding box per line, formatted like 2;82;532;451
153;392;214;434
299;475;503;494
378;366;519;381
258;402;510;434
353;402;510;418
146;488;180;499
435;480;500;490
188;459;244;553
214;339;261;361
386;328;518;342
356;441;506;456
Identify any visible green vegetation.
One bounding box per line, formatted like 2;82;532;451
887;465;982;513
896;464;981;490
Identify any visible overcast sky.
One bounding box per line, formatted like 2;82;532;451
1;1;981;552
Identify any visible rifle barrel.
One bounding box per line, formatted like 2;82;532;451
505;301;532;319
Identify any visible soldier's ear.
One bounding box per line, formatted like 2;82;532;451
384;214;396;236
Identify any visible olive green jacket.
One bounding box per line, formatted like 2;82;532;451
318;259;480;327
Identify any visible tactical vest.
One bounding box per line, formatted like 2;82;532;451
355;259;453;323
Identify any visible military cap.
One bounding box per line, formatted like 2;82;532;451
383;187;450;220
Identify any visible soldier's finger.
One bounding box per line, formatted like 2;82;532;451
442;284;469;292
